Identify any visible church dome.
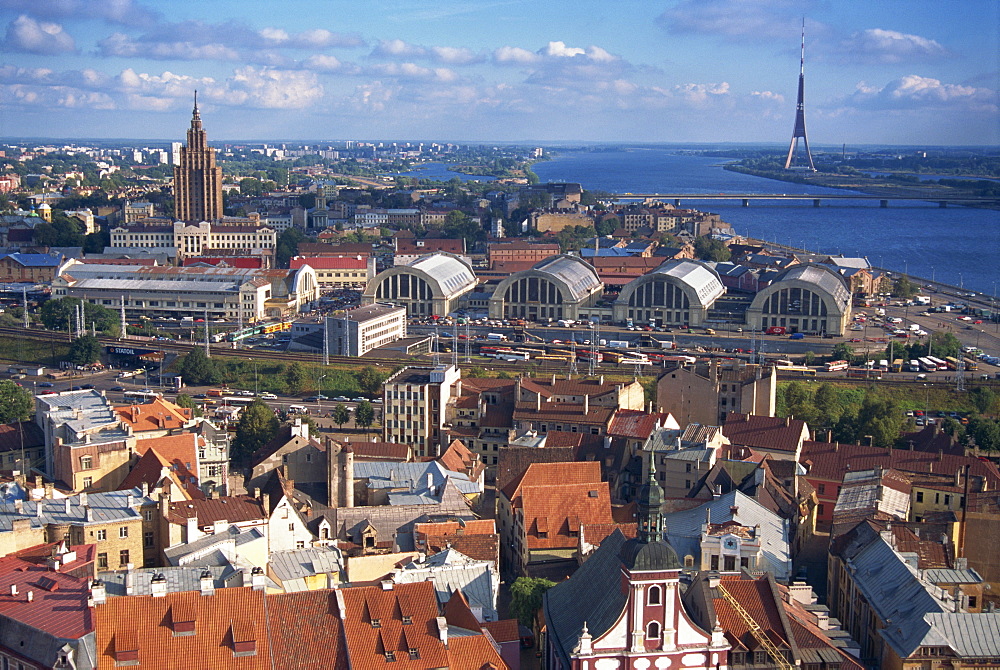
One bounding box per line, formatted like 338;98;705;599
618;537;682;572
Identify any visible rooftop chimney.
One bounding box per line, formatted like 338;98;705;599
199;570;215;596
90;579;106;605
79;492;88;507
150;573;167;598
10;584;17;596
26;591;33;603
583;394;589;415
436;616;449;647
251;567;265;591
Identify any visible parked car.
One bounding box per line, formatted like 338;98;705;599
332;396;350;402
350;397;367;403
38;382;54;388
110;386;125;392
258;392;278;400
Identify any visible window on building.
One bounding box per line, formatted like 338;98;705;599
647;586;662;605
82;476;92;489
724;556;736;571
144;532;154;548
817;504;825;516
944;494;951;505
96;529;107;541
645;621;661;640
119;550;129;567
710;555;719;571
969;596;978;609
80;455;93;470
818;483;826;495
97;553;108;569
754;651;767;665
119;527;129;538
916;491;924;503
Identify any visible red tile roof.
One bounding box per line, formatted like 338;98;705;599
291;256;368;270
723;413;808;454
520;482;612;551
801;440;1000;487
166;495;266;526
113;398;192;432
0;421;44;453
482;619;520;643
339;581;450;669
348;441;412;461
608;410;664;440
119;445;204;500
581;522;638;547
395;238;466;255
501;460;603;502
265;590;349;670
713;575;788;651
95;587;270;669
0;550;93;639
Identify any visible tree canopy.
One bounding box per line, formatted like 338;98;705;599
177;347;221;386
67;335;102;366
40;297;119;335
693;237;731;262
354;401;375;434
0;381;33;423
331;404;350;430
510;577;556;626
356;366;384;395
231;400;279;464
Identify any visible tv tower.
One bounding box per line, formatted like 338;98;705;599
784;19;816;171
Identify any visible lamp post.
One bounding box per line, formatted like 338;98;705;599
317;374;327;413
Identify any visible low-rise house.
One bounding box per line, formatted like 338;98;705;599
663;489;792;581
412;519;499;568
497;460;612;578
98;564;241;597
393;547;500;621
723;412;809;462
828;520;1000;668
267;546;344;592
0;542;96;669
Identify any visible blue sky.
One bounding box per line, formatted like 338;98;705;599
0;0;997;145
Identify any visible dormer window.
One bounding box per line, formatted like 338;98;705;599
409;648;420;660
371;618;381;628
384;651;396;662
402;615;412;625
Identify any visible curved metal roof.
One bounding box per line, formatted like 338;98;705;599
768;263;850;303
643;259;725;306
530;255;603;302
407;253;477;297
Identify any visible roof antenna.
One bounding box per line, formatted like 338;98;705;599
193;90;199;113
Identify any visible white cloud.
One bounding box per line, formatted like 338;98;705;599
543;41;585;58
672;81;731;104
367;61;457;83
302;54;343;72
843;75;994;111
493;45;539;64
98;32;240;61
837;29;951;64
226;66;322;109
259;26;363;49
2;15;76;54
751;90;784;103
0;0;158;26
370;39;481;65
658;0;804;40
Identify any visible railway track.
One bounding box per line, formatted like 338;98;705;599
5;326;994;385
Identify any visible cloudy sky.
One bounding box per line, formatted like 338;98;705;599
0;0;996;145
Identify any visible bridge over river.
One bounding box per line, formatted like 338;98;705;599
606;193;998;208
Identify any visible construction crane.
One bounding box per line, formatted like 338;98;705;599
716;583;795;670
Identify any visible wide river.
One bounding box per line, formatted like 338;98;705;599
531;148;999;295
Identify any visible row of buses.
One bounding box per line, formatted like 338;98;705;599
477;345;695;367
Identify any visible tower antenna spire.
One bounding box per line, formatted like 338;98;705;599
193;89;199;114
784;17;816;171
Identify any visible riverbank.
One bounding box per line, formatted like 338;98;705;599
725;164;999;209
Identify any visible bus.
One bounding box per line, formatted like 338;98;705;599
620;357;653;366
908;359;921;372
219;396;255;406
891;359;904;373
662;355;698;365
825;360;850;372
846;367;883;380
262;321;292;335
927;356;948;371
206;388;230;397
918;357;938;372
877;359;889;372
604;351;625;364
494;350;530;361
577;350;604;363
945;356;961;370
535;354;572;363
777;365;817;376
123;390;161;402
963;357;979;372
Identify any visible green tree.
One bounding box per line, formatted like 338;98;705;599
275;228;308;268
174;394;204;418
441;210;485;247
854;392;905;448
813;383;843;427
831;342;856;364
893;276;917;299
284;362;308;395
67;334;102;366
177;347;221;386
969;387;997;415
693;237;731;262
332;404;350;430
803;351;816;366
356;366;383;395
231;400;279;463
0;380;33;423
354;400;375;434
967;417;1000;452
595;216;619;236
510;576;556;626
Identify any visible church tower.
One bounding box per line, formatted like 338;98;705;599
173;92;223;223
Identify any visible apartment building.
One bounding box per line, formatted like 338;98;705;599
382;365;461;458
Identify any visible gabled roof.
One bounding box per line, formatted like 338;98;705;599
114;398;193;432
338;581;450;669
608;410;664;440
118;445;204;500
166;495;266;527
723;413;808;453
713;574;792;651
0;421;44;454
94;587;271;668
800;441;1000;487
0;548;93;641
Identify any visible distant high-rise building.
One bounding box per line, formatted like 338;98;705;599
173;92;223;223
784;19;816;171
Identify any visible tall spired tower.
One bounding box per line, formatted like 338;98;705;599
784;20;816;171
173;92;223;222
